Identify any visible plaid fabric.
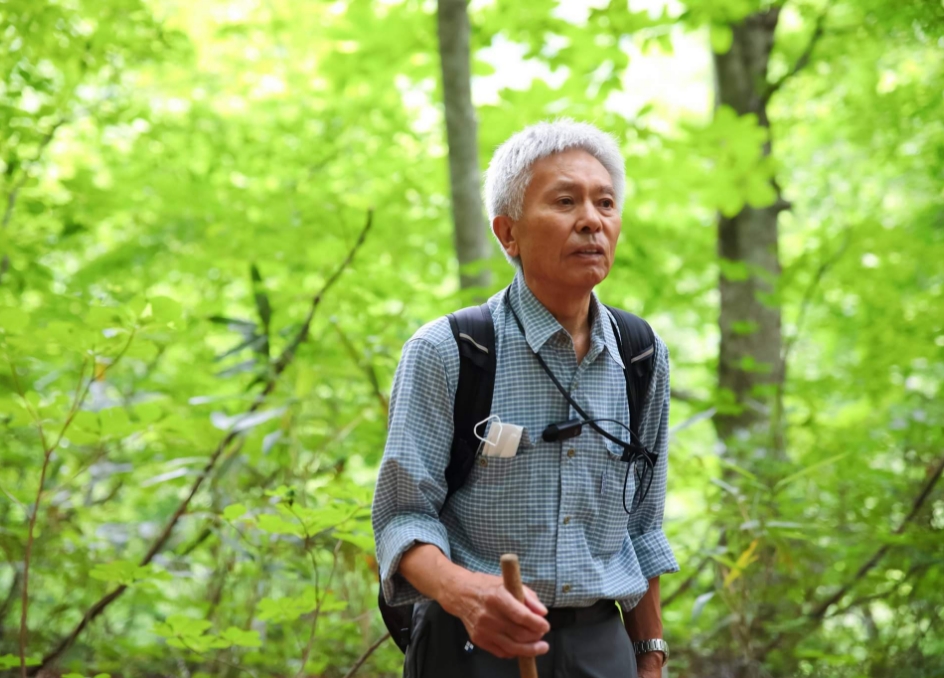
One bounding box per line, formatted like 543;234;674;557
372;273;678;611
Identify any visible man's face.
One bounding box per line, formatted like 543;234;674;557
496;149;621;292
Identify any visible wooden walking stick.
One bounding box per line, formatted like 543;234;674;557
500;553;540;678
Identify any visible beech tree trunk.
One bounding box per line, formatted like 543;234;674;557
437;0;492;290
704;12;792;678
713;9;788;452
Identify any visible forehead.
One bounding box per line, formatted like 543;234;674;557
528;148;613;190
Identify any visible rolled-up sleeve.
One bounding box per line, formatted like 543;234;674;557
372;332;456;606
628;336;680;580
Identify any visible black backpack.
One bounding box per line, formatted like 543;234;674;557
378;302;656;652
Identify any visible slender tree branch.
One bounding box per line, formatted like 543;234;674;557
33;211;373;674
781;230;852;368
296;539;342;678
15;327;138;676
2;118;68;231
0;481;26;510
204;553;236;624
331;320;389;418
760;450;944;656
0;118;70;284
824;561;932;619
772;231;850;447
0;571;21;638
13;355;86;678
177;637;258;678
809;452;944;620
663;557;709;608
178;526;215;558
762;6;830;103
1;38;99;286
340;632;391;678
272;211;374;375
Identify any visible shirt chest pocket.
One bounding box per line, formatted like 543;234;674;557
467;454;521;485
452;438;543;556
604;441;635;500
586;442;634;557
466;424;536;486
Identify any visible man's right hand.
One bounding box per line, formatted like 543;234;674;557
399;544;550;660
440;570;550;659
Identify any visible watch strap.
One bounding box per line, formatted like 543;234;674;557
632;639;669;665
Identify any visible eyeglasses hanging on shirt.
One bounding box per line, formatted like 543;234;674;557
504;290;657;514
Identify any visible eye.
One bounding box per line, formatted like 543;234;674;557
600;198;614;209
558;196;575;206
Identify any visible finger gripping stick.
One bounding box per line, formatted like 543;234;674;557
500;554;539;678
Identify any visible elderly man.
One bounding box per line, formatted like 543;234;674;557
372;120;678;678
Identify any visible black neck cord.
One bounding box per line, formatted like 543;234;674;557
503;290;656;512
504;291;646;451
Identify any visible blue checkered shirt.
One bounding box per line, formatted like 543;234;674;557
372;273;678;611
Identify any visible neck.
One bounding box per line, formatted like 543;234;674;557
520;271;593;340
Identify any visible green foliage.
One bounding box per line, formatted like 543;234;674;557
153;615;261;651
88;561;171;586
0;655;41;670
1;0;942;676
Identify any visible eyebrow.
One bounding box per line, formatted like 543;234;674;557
546;180;616;197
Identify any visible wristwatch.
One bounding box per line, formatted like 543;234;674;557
632;639;669;665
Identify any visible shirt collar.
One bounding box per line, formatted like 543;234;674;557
506;272;625;369
594;294;626;370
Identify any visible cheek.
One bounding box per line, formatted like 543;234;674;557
608;221;622;251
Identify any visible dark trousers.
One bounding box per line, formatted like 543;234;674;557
404;600;638;678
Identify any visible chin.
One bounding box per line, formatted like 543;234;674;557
564;265;609;289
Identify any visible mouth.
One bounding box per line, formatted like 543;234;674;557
571;245;605;258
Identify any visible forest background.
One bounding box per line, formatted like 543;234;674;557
1;0;943;677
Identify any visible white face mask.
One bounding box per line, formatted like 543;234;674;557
474;415;524;458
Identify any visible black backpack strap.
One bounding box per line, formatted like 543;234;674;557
444;303;497;503
604;305;656;451
379;303;497;654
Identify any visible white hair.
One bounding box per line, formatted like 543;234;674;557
484;119;625;267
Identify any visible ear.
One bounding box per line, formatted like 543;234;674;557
492;215;519;259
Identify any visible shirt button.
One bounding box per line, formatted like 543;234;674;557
563;516;571;525
562;584;572;594
478;458;488;468
567;449;576;458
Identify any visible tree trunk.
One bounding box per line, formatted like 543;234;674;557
709;12;790;678
713;9;787;452
437;0;492;291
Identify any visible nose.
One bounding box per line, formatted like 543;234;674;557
575;198;604;234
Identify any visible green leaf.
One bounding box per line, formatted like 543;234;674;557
257;590;318;623
87;305;124;330
0;655;41;669
775;452;853;493
0;308;31;334
710;24;733;54
335;530;374;551
223;503;248;521
145;296;182;324
724;539;760;588
731;320;759;336
719;258;750;282
155;614;213;639
256;513;303;536
692;591;715;622
99;407;134;437
221;627;261;648
89;561;165;586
